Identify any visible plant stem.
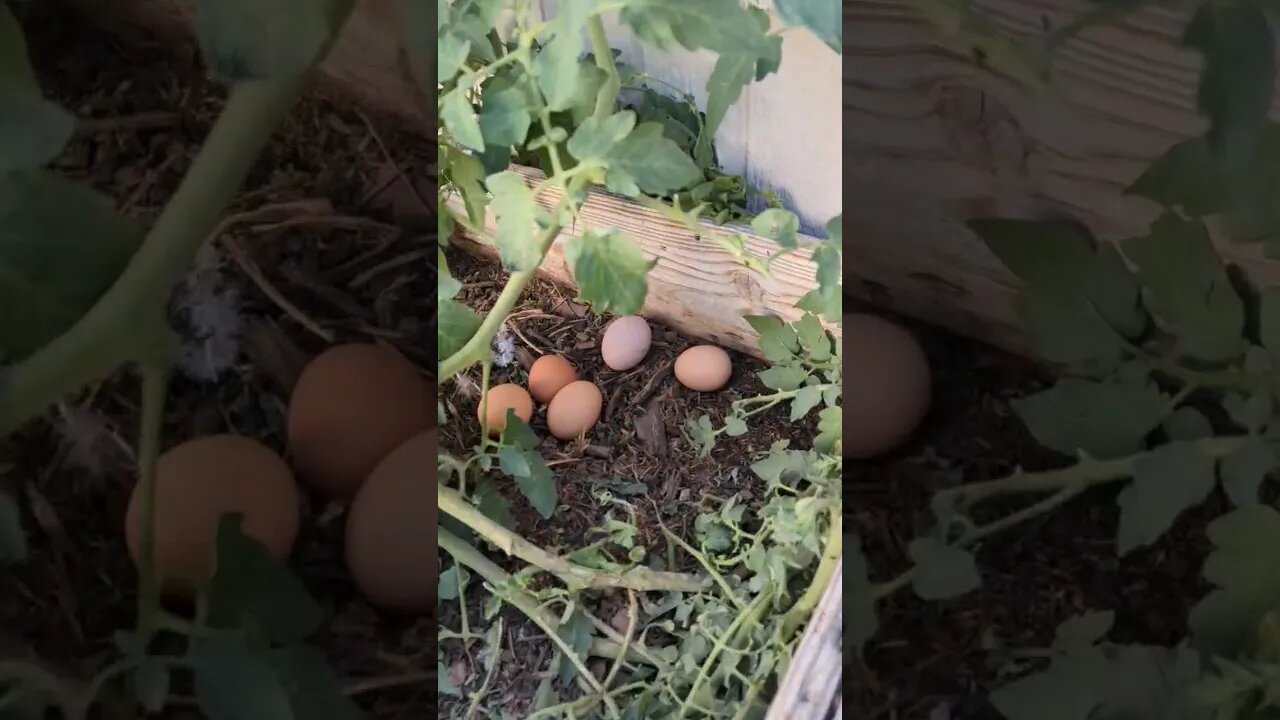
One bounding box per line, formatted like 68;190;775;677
135;361;169;643
676;590;771;719
873;435;1252;599
586;15;621;121
655;512;745;610
439;485;708;592
0;3;357;435
438;200;569;380
439;528;663;668
779;506;841;638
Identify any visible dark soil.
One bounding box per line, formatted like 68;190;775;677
3;3;435;717
848;307;1224;719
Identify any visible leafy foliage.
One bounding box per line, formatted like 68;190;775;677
431;2;844;717
859;5;1280;718
191;0;335;81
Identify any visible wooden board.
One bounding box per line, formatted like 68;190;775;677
849;0;1280;358
446;166;833;360
765;561;842;720
65;0;428;125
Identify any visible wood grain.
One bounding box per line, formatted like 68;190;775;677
446;166;835;360
849;0;1280;357
765;562;842;720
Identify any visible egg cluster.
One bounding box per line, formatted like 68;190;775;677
480;315;736;442
124;342;436;615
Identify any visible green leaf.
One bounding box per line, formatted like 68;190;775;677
790;386;824;422
620;0;770;55
437;299;482;362
474;478;516;529
744;315;800;363
478;83;532;149
437;32;470;85
848;538;878;656
564;229;654;315
607;123;703;195
699;50;756;160
724;415;748;437
1182;1;1275;173
438;564;466;601
1012;377;1169;459
192;0;331;80
796;286;841;324
0;171;143;362
751;209;800;250
205;515;322;645
441;86;485;152
815;406;840;454
444;147;488;226
1051;611;1114;655
1115;442;1216;555
794;313;831;361
968;219;1143;366
1262;287;1280;363
556;610;595;684
486;171;544;271
535;0;593;111
908;538;981;600
0;491;25;562
133;658;170;713
399;0;437;87
192;635;294;720
0;6;75;173
267;646;364;720
686;414;717;456
1223;389;1272;434
757;364;807;392
990;652;1112;720
1122;214;1244;362
1162;407;1213;441
515;452;557;519
438;248;461;301
567;111;637;163
501;413;540;451
497;446;531;478
774;0;841;51
604;168;641;197
1127;137;1223;216
1189;505;1280;656
1218;437;1277;507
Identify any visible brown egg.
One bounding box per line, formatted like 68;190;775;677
846;313;931;459
674;345;733;391
125;435;300;592
546;380;603;440
288;343;431;498
528;355;577;404
480;383;533;434
600;315;651;370
345;429;435;614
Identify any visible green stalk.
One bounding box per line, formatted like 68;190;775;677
439;528;663;668
438;219;563;380
135;361;170;642
586;16;621;121
439;485;708;592
0;4;357;435
779;506;841;638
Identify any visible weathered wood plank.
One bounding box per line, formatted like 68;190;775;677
765;562;842;720
849;0;1280;357
446;166;834;360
